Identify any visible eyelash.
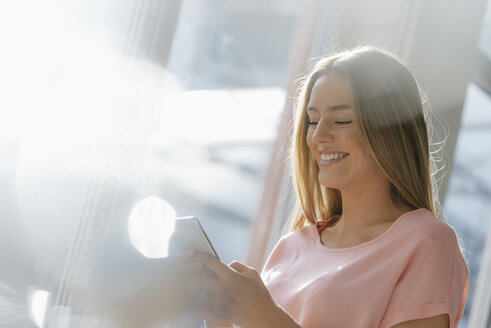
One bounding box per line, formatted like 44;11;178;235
306;120;353;126
335;121;353;125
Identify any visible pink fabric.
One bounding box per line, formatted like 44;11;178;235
261;209;469;328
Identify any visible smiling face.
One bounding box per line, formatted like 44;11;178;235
305;72;389;192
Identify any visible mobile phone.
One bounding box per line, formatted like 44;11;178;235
169;216;219;259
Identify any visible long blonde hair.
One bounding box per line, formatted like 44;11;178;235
290;46;440;231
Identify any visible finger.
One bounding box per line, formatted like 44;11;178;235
183;260;204;273
190;271;221;294
193;254;235;279
229;261;255;275
174;249;196;263
165;256;202;279
188;275;222;312
182;258;216;279
205;316;234;328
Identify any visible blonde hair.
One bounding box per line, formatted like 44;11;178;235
290;46;440;231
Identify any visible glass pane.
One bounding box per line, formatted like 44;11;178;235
154;0;302;264
444;82;491;327
479;0;491;60
0;0;302;326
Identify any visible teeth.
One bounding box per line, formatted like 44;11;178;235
320;153;346;161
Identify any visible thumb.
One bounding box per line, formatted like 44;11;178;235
229;261;256;275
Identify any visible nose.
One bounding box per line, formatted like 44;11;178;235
311;120;334;144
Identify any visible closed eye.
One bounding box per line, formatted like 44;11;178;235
334;121;353;125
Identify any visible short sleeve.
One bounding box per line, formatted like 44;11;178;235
380;225;469;328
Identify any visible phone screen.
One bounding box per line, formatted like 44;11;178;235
169;217;219;259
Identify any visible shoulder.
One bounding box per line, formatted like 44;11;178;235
390;209;468;281
262;225;315;272
274;224;316;251
380;208;464;266
381;210;469;328
397;209;459;247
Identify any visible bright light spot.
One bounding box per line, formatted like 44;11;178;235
337;265;343;271
159;88;284;146
262;269;281;282
29;289;50;328
297;278;316;292
128;196;176;258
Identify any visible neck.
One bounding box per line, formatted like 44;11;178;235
333;180;412;234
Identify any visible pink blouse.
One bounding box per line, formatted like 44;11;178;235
261;209;469;328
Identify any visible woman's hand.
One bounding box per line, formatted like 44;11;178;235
96;249;200;327
189;253;300;328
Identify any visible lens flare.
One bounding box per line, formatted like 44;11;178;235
128;196;177;258
29;289;50;328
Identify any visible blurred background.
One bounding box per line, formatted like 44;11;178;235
0;0;490;327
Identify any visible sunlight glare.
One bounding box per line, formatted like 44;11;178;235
29;289;50;328
128;196;177;258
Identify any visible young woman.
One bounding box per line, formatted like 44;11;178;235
188;46;469;328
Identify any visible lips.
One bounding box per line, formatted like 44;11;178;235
320;152;348;161
318;152;349;166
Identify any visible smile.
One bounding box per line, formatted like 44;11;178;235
320;152;348;161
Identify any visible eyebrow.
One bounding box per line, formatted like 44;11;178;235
307;104;351;112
